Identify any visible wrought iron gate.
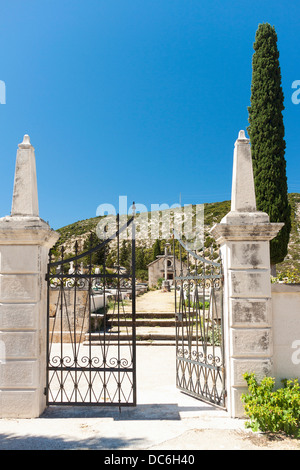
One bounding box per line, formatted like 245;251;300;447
173;231;226;408
46;215;136;406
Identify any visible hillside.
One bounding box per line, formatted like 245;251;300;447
52;200;231;257
277;193;300;275
52;195;300;277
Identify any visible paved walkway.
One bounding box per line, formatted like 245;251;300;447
126;289;176;313
115;289;177;344
0;345;299;450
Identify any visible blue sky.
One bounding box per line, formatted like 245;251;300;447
0;0;299;229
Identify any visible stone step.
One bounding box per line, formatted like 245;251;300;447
104;312;176;327
85;326;174;342
88;311;178;344
86;310;204;345
106;312;175;319
83;339;177;346
83;326;203;346
106;318;176;327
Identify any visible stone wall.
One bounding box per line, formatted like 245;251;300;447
49;289;90;343
271;284;300;388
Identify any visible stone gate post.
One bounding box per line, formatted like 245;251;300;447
211;130;283;418
0;135;59;418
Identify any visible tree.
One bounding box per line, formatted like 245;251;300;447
247;23;291;269
119;240;131;269
136;246;146;270
83;231;109;266
152;239;162;260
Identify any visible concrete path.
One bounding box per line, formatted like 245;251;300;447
126;289;176;313
0;345;299;450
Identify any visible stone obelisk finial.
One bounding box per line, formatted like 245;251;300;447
11;134;39;217
221;130;269;224
231;130;256;212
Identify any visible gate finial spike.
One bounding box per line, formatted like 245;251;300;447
132;202;136;216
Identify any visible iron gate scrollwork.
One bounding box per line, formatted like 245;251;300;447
46;215;136;407
173;231;226;409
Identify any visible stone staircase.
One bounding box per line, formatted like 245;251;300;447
85;310;177;346
84;290;178;346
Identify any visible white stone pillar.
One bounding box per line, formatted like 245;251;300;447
0;135;59;418
211;130;283;418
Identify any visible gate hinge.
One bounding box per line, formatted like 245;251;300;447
44;386;47;396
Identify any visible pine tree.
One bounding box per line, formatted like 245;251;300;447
247;23;291;267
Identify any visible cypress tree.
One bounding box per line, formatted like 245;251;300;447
119;240;131;269
247;23;291;268
136;246;146;270
152;239;162;260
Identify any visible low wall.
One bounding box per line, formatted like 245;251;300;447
271;284;300;387
49;289;90;342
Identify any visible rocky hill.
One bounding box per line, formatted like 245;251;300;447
277;193;300;276
52;194;300;276
52;200;230;255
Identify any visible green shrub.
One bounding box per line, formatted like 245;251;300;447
241;373;300;437
207;324;222;346
184;299;210;309
271;269;300;284
136;269;148;281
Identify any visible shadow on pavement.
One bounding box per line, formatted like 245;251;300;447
0;432;144;450
41;403;217;421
